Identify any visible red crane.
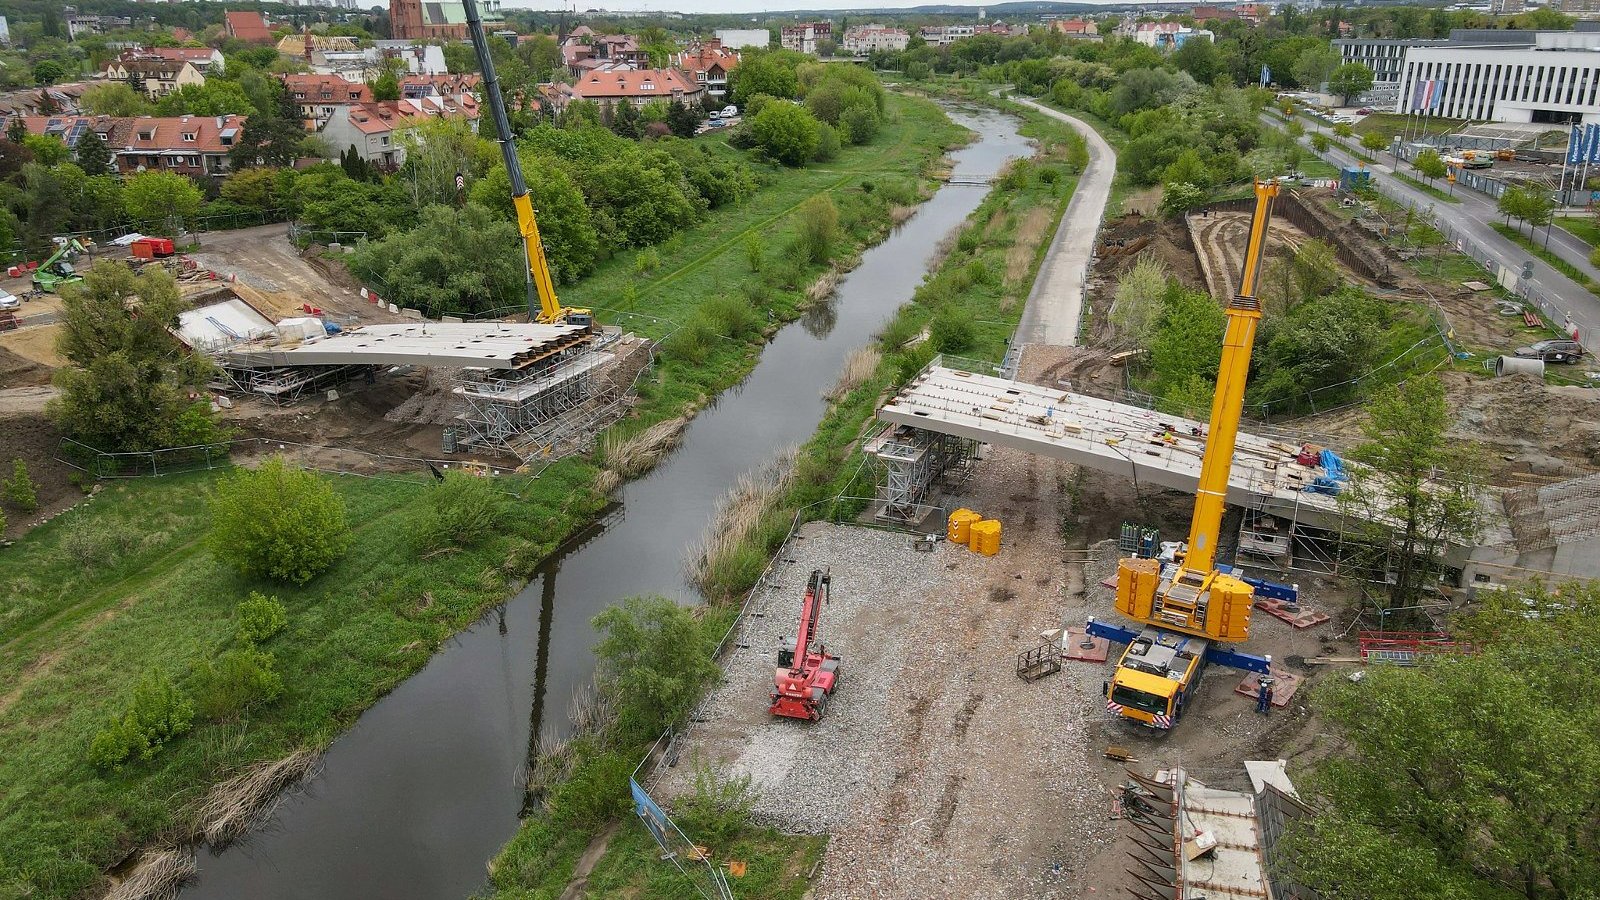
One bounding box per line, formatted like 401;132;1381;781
769;568;840;721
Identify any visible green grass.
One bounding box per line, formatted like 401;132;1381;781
1353;112;1468;139
1388;169;1461;204
0;465;605;899
582;824;826;900
0;91;967;900
1558;216;1600;247
1491;222;1600;298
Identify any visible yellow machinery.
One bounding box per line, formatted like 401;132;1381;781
1089;180;1281;730
462;0;592;328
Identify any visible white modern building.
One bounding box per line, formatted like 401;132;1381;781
842;24;909;55
1333;37;1450;82
1395;31;1600;123
714;28;769;49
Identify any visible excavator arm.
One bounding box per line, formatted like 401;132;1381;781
1115;180;1279;643
462;0;591;327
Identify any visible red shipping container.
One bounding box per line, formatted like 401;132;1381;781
130;240;154;259
146;237;175;257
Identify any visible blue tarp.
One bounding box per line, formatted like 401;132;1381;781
1319;449;1347;481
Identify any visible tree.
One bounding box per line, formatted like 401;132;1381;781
48;262;221;452
72;128;113;175
593;595;719;741
32;61;67;86
1291;44;1339;90
797;195;839;264
732;51;799;104
1291;238;1340;299
208;456;351;585
1286;584;1600;899
123;171;203;229
1342;376;1483;612
220;166;284;211
747;102;821;167
21;134;68;166
3;459;37;513
348;203;527;315
1412;147;1447;185
1110;254;1169;344
1310;132;1330;153
154;80;257;117
369;68;400;102
666;100;698;138
80;82;154;117
228;113;307;169
1332;122;1354;139
611;100;643;140
1158;181;1207;217
1328;62;1375;105
1173;35;1220;84
6;116;27;145
839;102;881;145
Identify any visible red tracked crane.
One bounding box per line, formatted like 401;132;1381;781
769;568;840;721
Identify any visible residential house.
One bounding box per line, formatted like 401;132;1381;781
919;24;976;46
562;30;652;76
280;74;371;127
116;114;246;179
224;11;274;45
400;73;482;98
570;67;703;113
390;0;504;41
277;29;361;60
0;84;94;117
1190;6;1239;24
780;22;832;54
975;21;1028;37
1050;19;1099;37
107;47;225;77
842;24;909;55
1128;22;1214;49
714;28;769;50
1234;5;1271;25
106;57;207;101
673;40;739;100
318;95;480;168
66;14;133;39
8;115;127;170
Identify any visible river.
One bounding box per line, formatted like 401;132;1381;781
181;105;1029;900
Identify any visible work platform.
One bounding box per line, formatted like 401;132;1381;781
877;363;1344;530
214;322;594;371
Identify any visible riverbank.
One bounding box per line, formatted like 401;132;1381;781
0;93;968;900
485;102;1097;900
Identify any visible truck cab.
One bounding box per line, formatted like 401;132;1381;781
1104;626;1209;729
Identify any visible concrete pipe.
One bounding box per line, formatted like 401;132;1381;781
1495;355;1545;377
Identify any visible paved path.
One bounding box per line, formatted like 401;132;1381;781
1006;95;1116;349
1266;114;1600;334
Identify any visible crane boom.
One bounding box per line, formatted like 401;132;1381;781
462;0;589;326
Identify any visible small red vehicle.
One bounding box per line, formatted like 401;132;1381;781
769;568;841;721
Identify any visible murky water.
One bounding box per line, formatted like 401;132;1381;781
182;107;1030;900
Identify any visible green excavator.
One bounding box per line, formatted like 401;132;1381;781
33;238;89;293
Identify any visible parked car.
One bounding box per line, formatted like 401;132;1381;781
720;104;738;118
1356;107;1374;115
1515;339;1584;363
0;289;18;312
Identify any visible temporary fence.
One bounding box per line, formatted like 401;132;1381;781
1357;630;1474;665
628;741;733;900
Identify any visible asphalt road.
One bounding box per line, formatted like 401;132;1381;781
1268;114;1600;334
1007;95;1116;348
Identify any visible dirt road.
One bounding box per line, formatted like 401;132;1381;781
1008;95;1116;348
185;224;382;322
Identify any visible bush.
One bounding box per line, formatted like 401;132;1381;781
744;233;764;273
4;458;38;512
675;766;759;848
415;470;507;552
88;671;195;770
193;648;284;720
59;519;145;568
930;307;977;353
839;102;881;145
665;317;716;365
797;195;841;265
208;456;350;585
235;591;288;645
1590;246;1600;269
702;294;762;340
814;122;841;162
593;595;720;742
633;247;661;275
747;102;821;167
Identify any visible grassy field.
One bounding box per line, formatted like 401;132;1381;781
1387;168;1461;204
1353;112;1468;139
0;92;967;900
1558;216;1600;247
582;825;826;900
483;93;1087;900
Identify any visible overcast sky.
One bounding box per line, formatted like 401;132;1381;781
500;0;1117;16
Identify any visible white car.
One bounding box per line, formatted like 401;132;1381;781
0;289;18;312
720;105;738;118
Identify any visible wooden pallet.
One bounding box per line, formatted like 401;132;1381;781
1255;597;1329;628
1234;668;1303;707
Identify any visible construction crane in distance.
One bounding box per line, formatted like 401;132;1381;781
770;568;841;721
1088;179;1294;730
462;0;593;328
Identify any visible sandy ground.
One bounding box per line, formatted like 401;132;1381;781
184;224;399;324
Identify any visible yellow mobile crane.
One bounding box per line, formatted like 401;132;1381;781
462;0;593;328
1086;180;1294;729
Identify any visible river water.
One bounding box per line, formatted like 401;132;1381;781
182;106;1029;900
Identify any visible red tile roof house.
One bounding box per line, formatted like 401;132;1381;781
570;67;704;113
128;47;226;74
673;40;740;100
103;57;207;100
115;115;247;179
224;11;275;45
317;96;480;168
10;115;128;171
280;74;371;128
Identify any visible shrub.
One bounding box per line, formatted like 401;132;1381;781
744;232;764;273
965;258;994;286
956;227;980;254
208;456;350;585
702;294;762;340
814;122;841;162
60;519;144;568
4;459;37;512
235;591;288;645
930;307;977;353
675;766;759;848
415;470;507;552
665;317;716;365
747;102;821;167
193;648;284;720
839;103;881;145
1591;245;1600;269
634;247;661;275
593;595;719;741
797;195;841;265
88;671;195;770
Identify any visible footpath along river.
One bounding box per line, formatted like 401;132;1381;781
181;105;1031;900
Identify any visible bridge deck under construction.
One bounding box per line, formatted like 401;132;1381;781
214;322;593;371
877;364;1344;529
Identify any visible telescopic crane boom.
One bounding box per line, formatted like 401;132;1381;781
462;0;592;327
1088;180;1284;730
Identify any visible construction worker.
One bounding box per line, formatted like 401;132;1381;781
1256;677;1275;715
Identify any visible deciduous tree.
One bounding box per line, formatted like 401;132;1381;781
208;456;351;584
